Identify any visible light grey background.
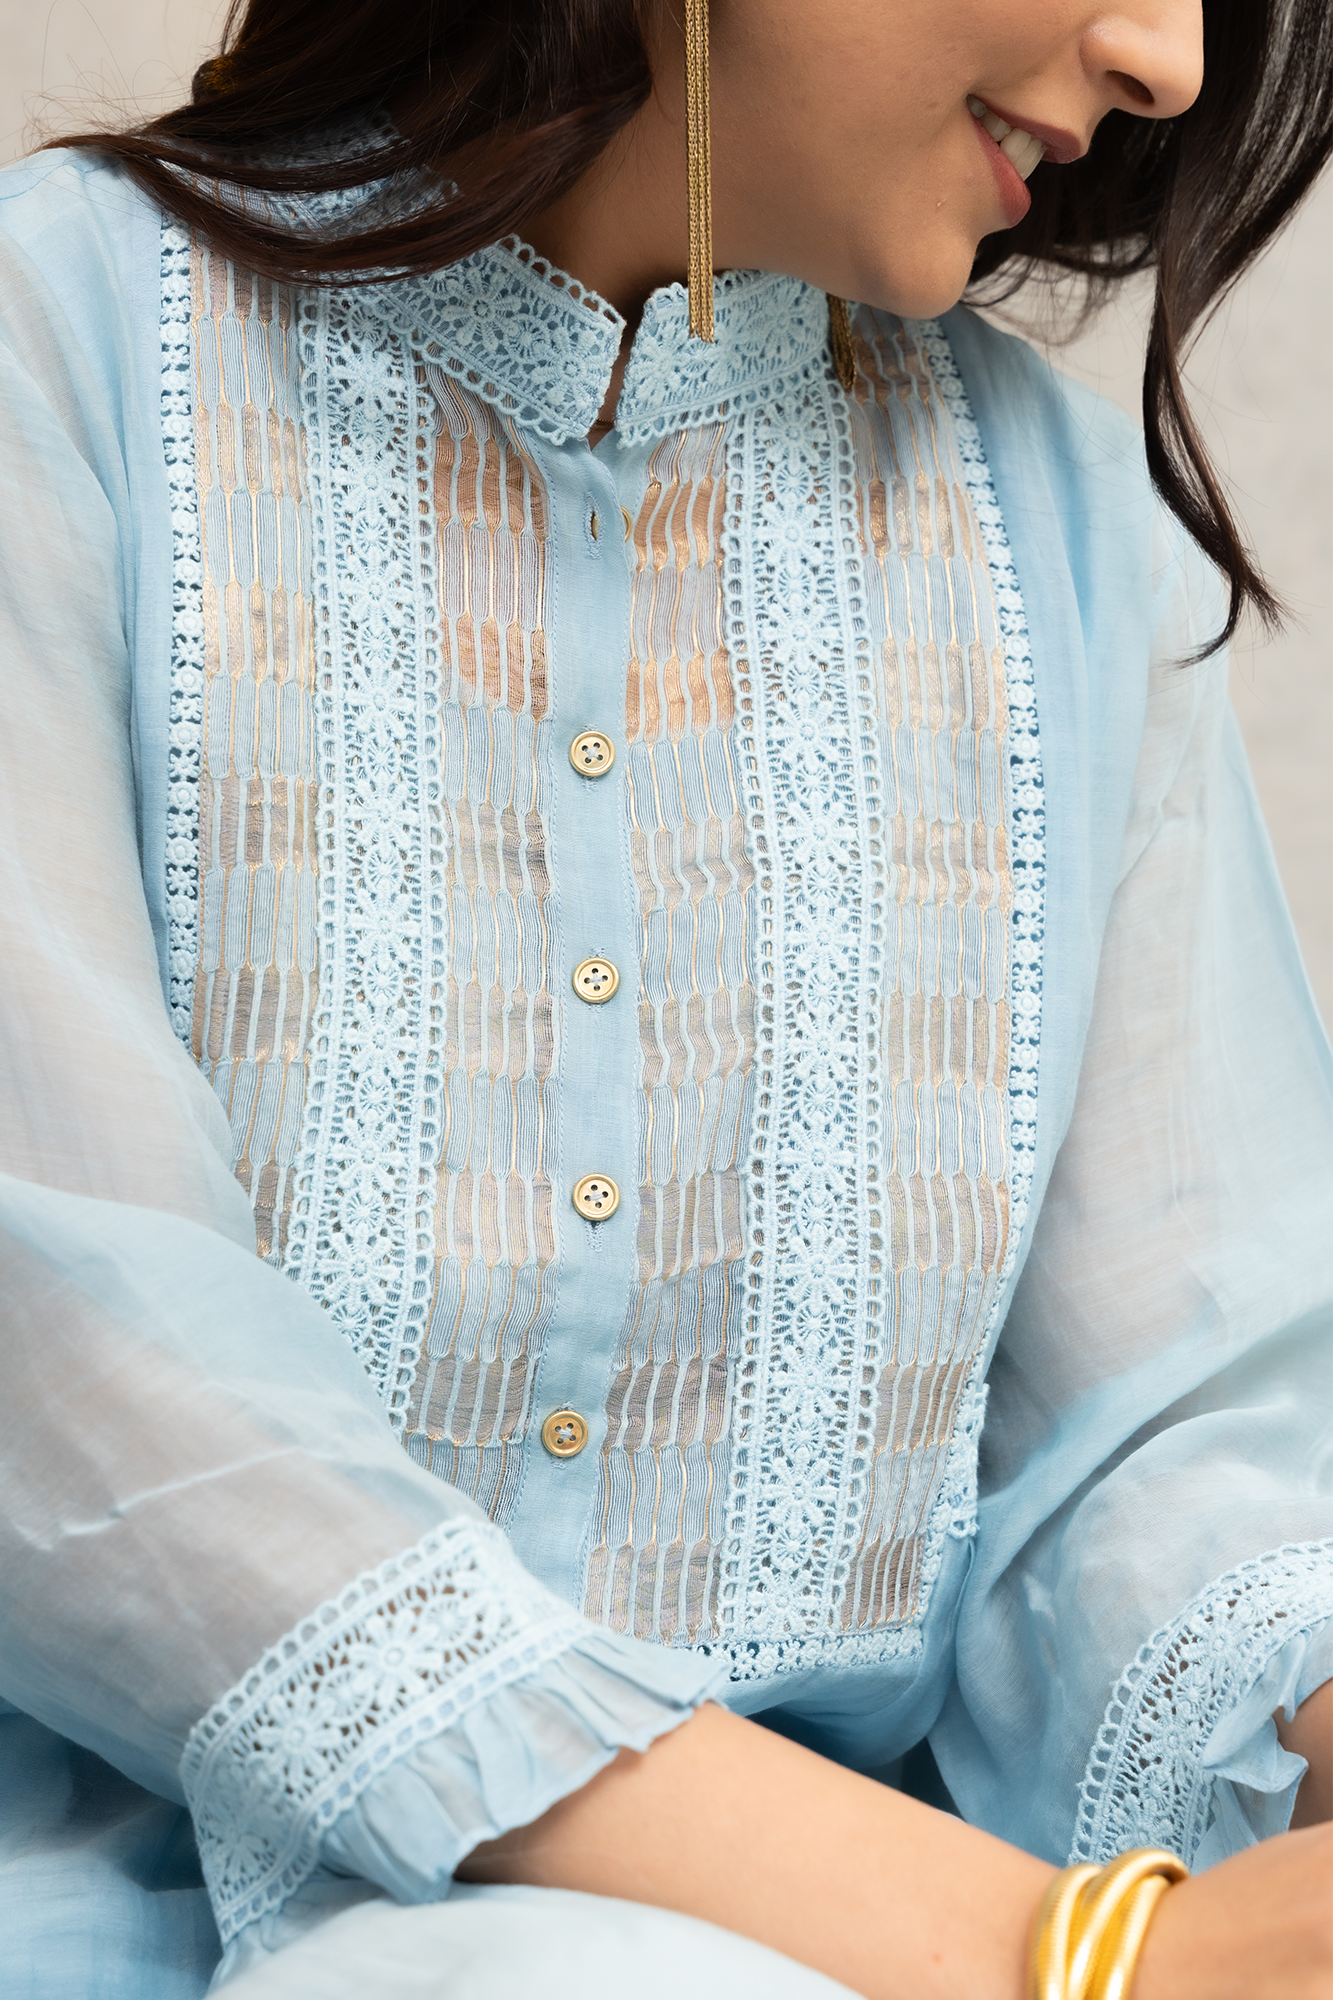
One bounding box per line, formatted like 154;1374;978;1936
4;0;1329;1021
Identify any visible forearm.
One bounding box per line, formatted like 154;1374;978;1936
1278;1677;1332;1828
458;1702;1053;2000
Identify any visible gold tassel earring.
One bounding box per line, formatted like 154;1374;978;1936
684;0;854;389
684;0;714;341
827;295;856;394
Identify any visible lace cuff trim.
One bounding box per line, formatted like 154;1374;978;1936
181;1520;588;1943
1070;1539;1333;1866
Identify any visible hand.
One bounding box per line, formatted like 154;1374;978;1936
1134;1824;1333;2000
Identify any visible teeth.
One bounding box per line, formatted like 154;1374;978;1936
969;97;1046;180
999;127;1045;178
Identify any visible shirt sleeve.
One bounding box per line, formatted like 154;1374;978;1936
935;502;1333;1868
0;226;718;1963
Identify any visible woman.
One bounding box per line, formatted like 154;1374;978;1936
0;0;1329;1992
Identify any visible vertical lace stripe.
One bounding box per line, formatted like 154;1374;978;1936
187;240;319;1262
582;422;757;1643
401;373;561;1522
282;295;447;1423
162;221;204;1044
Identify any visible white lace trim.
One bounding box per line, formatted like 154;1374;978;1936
281;288;447;1425
706;1372;990;1683
1071;1539;1333;1866
161;218;205;1044
919;319;1045;1266
705;318;1044;1682
616;270;835;445
719;369;887;1651
355;236;622;446
181;1520;587;1943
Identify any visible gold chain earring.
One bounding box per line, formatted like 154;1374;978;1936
684;0;856;391
827;295;856;394
684;0;714;340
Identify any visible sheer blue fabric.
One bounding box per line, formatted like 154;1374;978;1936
0;148;1328;1998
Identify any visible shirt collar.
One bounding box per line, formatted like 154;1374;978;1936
356;236;834;446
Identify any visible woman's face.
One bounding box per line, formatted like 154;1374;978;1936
701;0;1205;315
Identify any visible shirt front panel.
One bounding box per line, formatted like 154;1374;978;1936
174;244;1044;1682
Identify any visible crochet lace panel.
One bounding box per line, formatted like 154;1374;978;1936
278;286;447;1425
615;269;834;444
339;244;836;449
1071;1539;1333;1866
181;1520;586;1944
355;236;623;446
161;220;205;1043
702;315;1043;1683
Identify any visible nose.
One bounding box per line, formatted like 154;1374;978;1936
1084;1;1204;121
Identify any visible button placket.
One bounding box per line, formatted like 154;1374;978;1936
503;444;643;1601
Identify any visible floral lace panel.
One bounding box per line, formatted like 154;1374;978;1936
1071;1540;1333;1866
616;270;835;444
181;1520;587;1944
350;237;623;447
281;290;448;1425
705;313;1044;1681
918;318;1044;1254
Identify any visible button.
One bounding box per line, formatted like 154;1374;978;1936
572;1173;620;1221
572;956;620;1004
621;506;634;541
569;730;615;777
541;1408;589;1458
590;510;599;540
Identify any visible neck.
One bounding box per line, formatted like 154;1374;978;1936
524;53;692;327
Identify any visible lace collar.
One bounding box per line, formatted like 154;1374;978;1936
354;236;834;446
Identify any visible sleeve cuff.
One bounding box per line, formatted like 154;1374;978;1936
1190;1615;1333;1869
319;1625;723;1898
1070;1539;1333;1870
183;1519;722;1952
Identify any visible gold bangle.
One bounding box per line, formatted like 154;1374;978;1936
1028;1848;1188;2000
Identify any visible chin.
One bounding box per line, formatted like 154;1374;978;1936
841;236;979;322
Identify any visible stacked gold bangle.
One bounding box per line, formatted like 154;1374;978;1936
1029;1847;1189;2000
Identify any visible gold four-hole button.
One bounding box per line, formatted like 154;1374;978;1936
572;956;620;1004
569;730;615;777
541;1409;589;1458
572;1173;620;1221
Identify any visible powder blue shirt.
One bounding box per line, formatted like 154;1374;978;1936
0;146;1328;1995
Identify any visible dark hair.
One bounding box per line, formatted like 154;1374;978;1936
57;0;1332;649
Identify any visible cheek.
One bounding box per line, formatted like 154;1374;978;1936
840;123;998;317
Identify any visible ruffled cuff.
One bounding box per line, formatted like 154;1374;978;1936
1070;1539;1333;1869
318;1626;723;1896
1189;1616;1333;1868
183;1519;722;1957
